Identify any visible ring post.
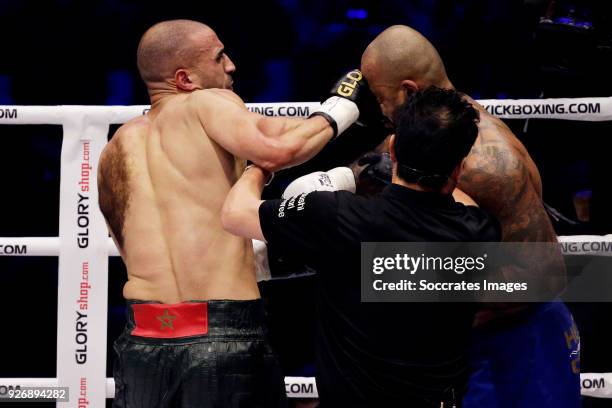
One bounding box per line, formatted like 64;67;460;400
57;108;110;408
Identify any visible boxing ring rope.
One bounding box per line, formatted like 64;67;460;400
1;97;612;405
1;235;612;257
0;234;612;256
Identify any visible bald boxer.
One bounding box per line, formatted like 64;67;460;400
98;20;371;408
360;25;580;408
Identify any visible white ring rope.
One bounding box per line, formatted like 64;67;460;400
0;377;319;399
1;97;611;405
2;373;612;400
1;235;612;257
0;96;612;124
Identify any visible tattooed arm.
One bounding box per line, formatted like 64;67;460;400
458;119;565;304
459;119;554;242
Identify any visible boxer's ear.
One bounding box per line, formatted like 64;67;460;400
400;80;419;97
175;69;199;92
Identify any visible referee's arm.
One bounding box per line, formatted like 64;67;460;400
222;165;269;242
223;165;340;259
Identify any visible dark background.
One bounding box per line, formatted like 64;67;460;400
1;0;612;406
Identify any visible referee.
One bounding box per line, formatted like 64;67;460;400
222;87;501;407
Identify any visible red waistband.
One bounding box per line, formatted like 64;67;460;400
130;303;208;338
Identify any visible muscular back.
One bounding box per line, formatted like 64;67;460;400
98;92;257;303
459;100;556;243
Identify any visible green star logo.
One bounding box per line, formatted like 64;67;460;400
156;309;176;330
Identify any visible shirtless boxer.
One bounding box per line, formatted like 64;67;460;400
359;25;580;407
97;19;371;408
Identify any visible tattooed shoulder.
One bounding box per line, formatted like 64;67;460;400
458;128;555;242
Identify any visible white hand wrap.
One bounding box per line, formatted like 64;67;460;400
313;96;360;137
282;167;356;199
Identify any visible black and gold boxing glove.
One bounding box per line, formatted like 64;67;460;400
310;69;374;139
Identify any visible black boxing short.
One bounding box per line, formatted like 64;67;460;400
112;299;287;408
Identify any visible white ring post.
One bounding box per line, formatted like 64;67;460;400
57;111;110;408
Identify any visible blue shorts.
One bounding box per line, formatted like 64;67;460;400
463;301;580;408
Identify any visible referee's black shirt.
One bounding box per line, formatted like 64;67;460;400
259;183;501;407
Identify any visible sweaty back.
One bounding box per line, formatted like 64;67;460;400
98;92;257;303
